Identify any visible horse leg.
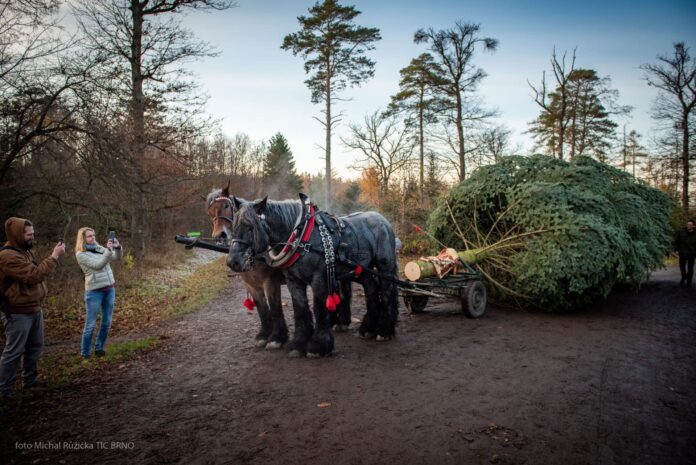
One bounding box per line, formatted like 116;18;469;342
264;278;288;350
307;279;334;358
285;278;313;358
358;275;381;339
375;278;398;341
332;280;352;332
247;285;271;348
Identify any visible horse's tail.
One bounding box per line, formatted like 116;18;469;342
369;214;399;337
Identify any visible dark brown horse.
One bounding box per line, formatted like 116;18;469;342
207;184;288;349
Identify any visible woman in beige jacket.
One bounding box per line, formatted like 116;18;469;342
75;227;122;358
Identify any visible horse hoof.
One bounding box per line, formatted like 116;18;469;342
265;341;283;351
254;339;268;348
360;332;375;339
306;352;322;358
376;335;392;342
288;350;304;358
333;324;350;333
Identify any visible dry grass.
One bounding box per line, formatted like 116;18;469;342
38;242;225;342
0;243;230;389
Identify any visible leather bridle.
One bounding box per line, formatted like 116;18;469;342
209;196;234;226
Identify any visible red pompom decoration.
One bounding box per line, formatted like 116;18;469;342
415;225;422;232
325;295;337;312
332;292;341;306
354;264;363;277
243;297;256;311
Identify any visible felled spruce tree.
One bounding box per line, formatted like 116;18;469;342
428;155;674;311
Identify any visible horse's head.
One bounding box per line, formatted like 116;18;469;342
206;181;234;244
226;196;270;272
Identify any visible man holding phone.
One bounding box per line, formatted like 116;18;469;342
0;217;65;399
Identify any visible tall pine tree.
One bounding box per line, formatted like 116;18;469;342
263;133;303;199
386;53;445;201
414;21;498;181
281;0;380;210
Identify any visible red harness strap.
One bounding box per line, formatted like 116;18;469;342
280;205;316;269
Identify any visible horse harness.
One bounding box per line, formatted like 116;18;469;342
264;198;347;268
257;199;356;310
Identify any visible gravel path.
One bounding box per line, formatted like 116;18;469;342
1;266;694;465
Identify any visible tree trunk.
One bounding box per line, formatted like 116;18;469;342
130;0;147;258
622;126;627;172
418;88;425;203
455;86;466;181
558;86;566;160
324;73;332;211
569;92;577;160
682;117;690;216
404;248;488;281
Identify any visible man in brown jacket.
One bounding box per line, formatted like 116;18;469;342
0;217;65;398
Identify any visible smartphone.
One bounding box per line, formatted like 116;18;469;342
108;230;116;241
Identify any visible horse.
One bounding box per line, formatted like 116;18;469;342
226;195;399;357
206;185;353;350
206;184;288;349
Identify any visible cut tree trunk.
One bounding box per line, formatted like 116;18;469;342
404;248;488;281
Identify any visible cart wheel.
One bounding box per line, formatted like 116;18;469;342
462;281;486;318
404;295;429;313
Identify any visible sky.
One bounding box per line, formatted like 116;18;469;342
178;0;696;179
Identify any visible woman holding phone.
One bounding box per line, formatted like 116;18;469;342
75;228;122;358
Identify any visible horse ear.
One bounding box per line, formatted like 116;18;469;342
299;192;308;204
221;179;231;197
254;196;268;215
232;196;243;211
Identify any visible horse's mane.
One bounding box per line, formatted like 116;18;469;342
264;199;303;229
205;188;222;208
234;198;303;249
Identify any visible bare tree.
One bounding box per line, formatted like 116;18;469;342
342;110;414;202
528;48;576;160
642;42;696;215
0;1;79;188
475;124;514;163
72;0;234;257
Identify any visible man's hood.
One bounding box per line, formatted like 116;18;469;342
4;217;30;248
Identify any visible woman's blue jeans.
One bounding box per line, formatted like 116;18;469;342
81;288;115;357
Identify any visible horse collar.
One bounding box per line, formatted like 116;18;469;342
266;203;317;269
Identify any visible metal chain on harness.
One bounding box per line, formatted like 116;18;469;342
318;218;337;303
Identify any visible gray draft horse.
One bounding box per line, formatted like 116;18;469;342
207;186;353;350
226;195;399;357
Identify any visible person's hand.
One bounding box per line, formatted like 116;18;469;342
106;239;114;250
51;242;65;259
112;238;121;249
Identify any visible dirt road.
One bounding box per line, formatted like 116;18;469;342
1;267;695;465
